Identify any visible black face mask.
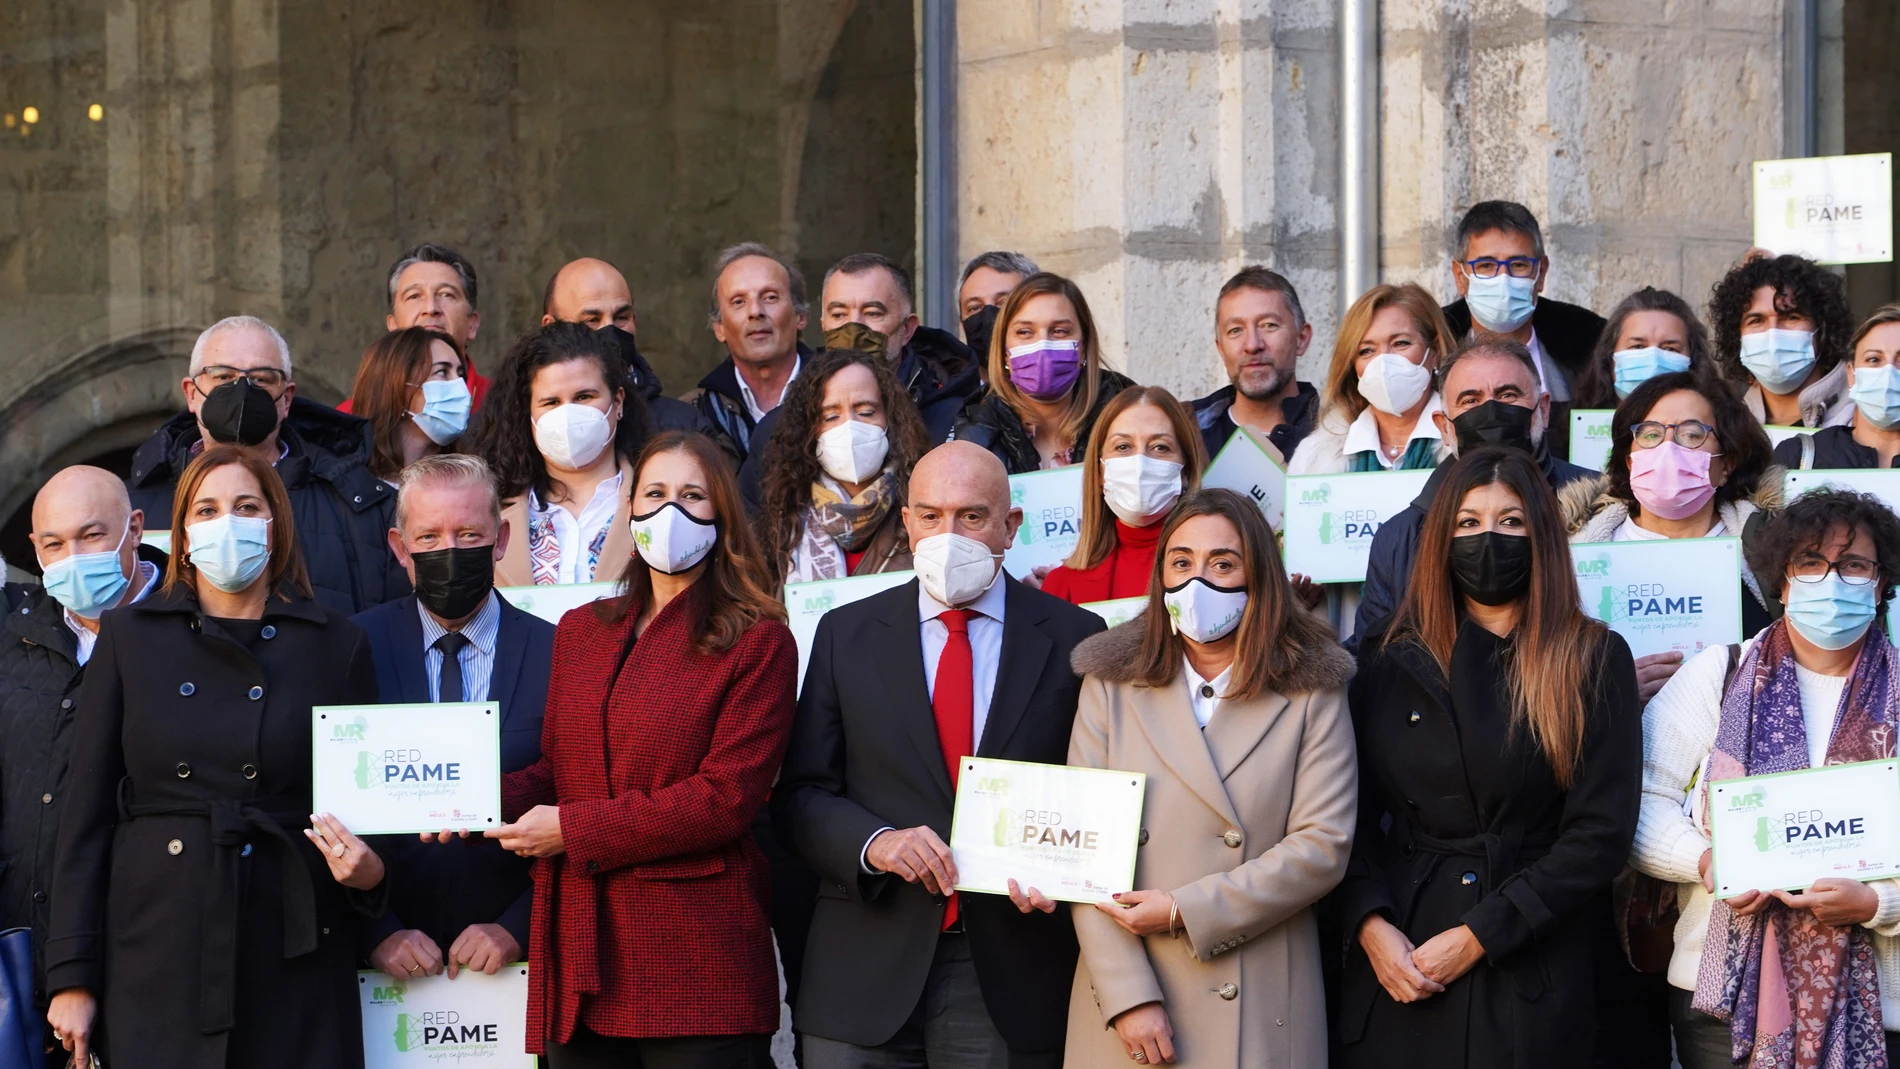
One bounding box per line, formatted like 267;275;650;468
962;304;1001;361
1449;399;1535;454
596;324;646;391
1447;531;1534;606
411;545;496;620
200;377;283;446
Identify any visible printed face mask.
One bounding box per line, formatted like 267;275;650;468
1100;455;1183;526
1783;574;1878;651
1737;328;1817;396
412;378;472;445
629;501;718;575
1007;340;1083;401
1162;576;1248;644
815;420;891;485
1628;440;1717;521
1849;364;1900;430
1447;531;1532;607
912;532;1002;608
187;514;272;593
1358;352;1434;416
534;403;615;471
39;519;131;619
1465;273;1537;333
1612;347;1692;399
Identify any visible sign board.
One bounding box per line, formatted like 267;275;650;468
1709;760;1900;898
949;757;1146;904
359;965;534;1067
1571;538;1745;659
496;583;617;626
784;570;917;693
1080;597;1147;629
311;703;503;836
1281;470;1434;584
1753;153;1893;265
1201;425;1288;530
1003;466;1086;579
1785;468;1900;514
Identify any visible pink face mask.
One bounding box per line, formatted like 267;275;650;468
1628;440;1717;520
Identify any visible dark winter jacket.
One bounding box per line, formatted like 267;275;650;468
596;327;730;451
1774;423;1895;470
126;398;409;616
683;342;816;465
1442;296;1608;460
1189;380;1321;462
947;369;1140;475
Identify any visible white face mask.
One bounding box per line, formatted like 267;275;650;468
913;532;1002;608
534;403;615;471
1162;577;1248;644
1100;455;1183;526
629;502;718;575
814;420;890;486
1357;352;1434;416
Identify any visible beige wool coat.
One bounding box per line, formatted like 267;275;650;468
495;457;638;588
1062;616;1358;1069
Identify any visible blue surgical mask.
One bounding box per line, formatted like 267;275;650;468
39;520;132;619
1849;365;1900;430
1612;347;1692;399
1738;328;1817;396
186;514;273;594
411;378;471;445
1465;273;1537;333
1783;574;1878;651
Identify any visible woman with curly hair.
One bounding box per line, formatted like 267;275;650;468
1707;253;1856;428
755;348;932;592
460;322;653;587
1571;287;1718;409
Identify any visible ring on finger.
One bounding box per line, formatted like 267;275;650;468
331;842;347;858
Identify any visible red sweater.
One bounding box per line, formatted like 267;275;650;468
1041;519;1162;605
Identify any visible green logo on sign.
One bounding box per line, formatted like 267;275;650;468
1317;512;1337;545
1299;484;1332;505
353;751;374;790
393;1012;424;1052
333;715;368;741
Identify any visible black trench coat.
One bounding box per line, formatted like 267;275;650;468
1331;622;1640;1069
46;584;383;1069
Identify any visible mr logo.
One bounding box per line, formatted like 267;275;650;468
332;716;368;742
1299;484;1332;506
1574;555;1611;579
369;985;405;1005
802;593;835;614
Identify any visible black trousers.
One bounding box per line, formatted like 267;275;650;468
545;1027;773;1069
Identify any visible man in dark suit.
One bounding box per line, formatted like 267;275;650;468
1440;200;1607;459
350;454;555;981
777;441;1107;1069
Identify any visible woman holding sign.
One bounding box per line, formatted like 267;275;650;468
45;446;388;1069
1041;386;1206;606
949;272;1136;474
488;431;796;1067
1561;371;1781;697
1774;304;1900;470
1060;488;1358;1066
1633;489;1900;1069
756;347;932;591
1334;447;1641;1069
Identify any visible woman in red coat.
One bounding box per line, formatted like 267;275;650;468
1041;386;1206;604
483;430;796;1067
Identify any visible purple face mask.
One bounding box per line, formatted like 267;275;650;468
1007;339;1083;401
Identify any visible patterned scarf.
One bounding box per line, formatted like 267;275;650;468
785;469;900;584
1348;436;1440;472
527;505;611;587
1693;620;1896;1069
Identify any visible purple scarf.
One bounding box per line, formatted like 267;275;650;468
1694;620;1896;1069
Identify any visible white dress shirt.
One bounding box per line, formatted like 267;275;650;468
417;591;501;703
736;353;803;423
527;470;623;585
1182;657;1233;728
1341;395;1443;470
65;559;159;666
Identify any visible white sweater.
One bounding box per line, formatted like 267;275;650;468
1631;636;1900;1027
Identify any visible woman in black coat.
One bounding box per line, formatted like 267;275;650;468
46;445;387;1069
1331;446;1641;1069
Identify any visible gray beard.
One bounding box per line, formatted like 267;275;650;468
1234;368;1290;402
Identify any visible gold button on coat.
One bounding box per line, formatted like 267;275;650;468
1222;830;1242;848
1218;983;1238;1000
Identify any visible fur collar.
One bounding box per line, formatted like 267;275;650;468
1069;614;1356;696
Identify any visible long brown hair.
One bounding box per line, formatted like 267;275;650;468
1388;446;1605;786
1065;386;1207;571
163;445;314;601
986;272;1107;450
755;349;933;588
1126;489;1335;702
1320;283;1457;421
349;327;465;479
601;431;785;653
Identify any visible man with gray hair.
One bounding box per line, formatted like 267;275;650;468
126;314;408;614
385;242;491;407
351;453;554;985
685;242;813;463
957;251;1039;367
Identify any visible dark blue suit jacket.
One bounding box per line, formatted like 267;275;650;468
350;593;555;956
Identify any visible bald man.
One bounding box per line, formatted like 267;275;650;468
1;466;166;1019
776;442;1105;1069
540;256;724;445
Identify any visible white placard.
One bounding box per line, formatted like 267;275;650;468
1753;153;1894;265
1201;425;1288;530
1570;409;1615;473
1003;466;1086;579
784;570;917;693
359;965;534;1068
949;757;1146;904
1280;470;1434;584
1709;759;1900;898
1571;538;1746;659
312;703;502;836
1785;468;1900;514
496;582;616;625
1080;597;1147;629
140;529;173;555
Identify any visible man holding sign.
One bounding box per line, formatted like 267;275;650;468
776;442;1104;1069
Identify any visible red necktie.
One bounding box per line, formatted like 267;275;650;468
932;608;975;929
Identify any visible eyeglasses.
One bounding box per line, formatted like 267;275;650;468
1460;257;1540;280
1789;555;1881;586
1630;420;1717;450
194;365;287;391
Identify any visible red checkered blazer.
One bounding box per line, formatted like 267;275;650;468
502;582;797;1050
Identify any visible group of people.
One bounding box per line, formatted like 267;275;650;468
4;197;1900;1069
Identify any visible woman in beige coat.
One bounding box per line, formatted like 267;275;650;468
1061;487;1357;1067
